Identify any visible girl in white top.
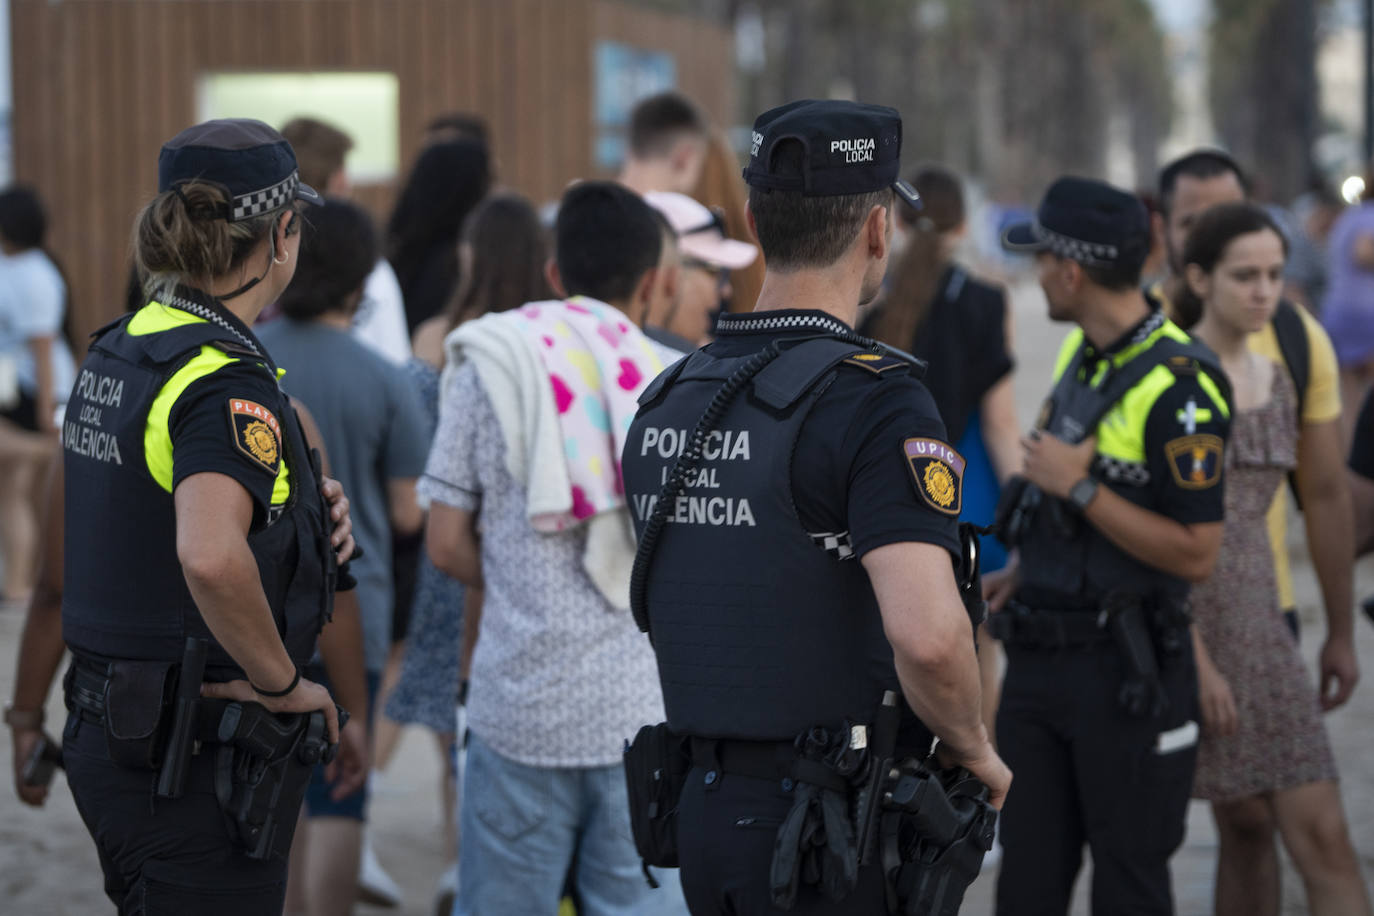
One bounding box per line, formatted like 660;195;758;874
0;186;72;601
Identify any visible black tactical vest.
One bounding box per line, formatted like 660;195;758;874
624;337;921;743
62;312;334;677
1016;330;1228;610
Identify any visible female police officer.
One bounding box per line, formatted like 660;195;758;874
56;119;348;914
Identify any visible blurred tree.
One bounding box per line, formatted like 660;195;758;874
621;0;1174;202
1210;0;1321;201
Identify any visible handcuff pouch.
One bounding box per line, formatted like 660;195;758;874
103;660;176;769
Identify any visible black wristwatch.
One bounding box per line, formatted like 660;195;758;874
1068;476;1100;511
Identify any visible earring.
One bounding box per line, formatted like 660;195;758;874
273;251;290;265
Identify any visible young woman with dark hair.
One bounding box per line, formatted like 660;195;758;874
386;139;491;333
1184;202;1371;916
411;192;552;368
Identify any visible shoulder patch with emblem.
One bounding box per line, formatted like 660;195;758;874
1164;433;1223;490
903;437;965;515
842;351;908;376
228;397;282;475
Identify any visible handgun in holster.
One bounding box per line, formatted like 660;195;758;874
879;757;997;916
1103;591;1168;718
213;701;348;861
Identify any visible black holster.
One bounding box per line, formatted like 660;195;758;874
880;761;997;916
1104;591;1168;718
213;701;344;861
623;722;691;884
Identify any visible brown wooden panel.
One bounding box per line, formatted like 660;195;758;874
11;0;731;341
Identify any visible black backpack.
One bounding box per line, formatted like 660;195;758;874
1272;299;1310;508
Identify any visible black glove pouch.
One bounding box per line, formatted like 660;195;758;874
623;722;690;869
103;660;175;769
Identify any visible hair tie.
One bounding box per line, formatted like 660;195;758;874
169;182;230;221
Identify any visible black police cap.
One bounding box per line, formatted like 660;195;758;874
158;119;323;223
742;99;920;209
1001;176;1149;271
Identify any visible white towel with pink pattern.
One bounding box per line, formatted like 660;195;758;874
442;297;667;609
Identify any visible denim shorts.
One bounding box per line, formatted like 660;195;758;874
455;731;688;916
303;669;379;820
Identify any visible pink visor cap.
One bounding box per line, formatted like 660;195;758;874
644;191;758;271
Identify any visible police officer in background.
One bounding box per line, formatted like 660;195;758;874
56;120;354;913
990;178;1232;914
622;99;1010;916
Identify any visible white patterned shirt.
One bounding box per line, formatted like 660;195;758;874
418;362;666;767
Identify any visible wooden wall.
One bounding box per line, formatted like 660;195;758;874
9;0;734;346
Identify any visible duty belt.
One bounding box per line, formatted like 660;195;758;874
689;736;850;793
986;603;1112;650
67;655;226;744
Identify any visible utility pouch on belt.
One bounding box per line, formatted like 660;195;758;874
102;660;176;769
623;722;691;883
214;702;345;861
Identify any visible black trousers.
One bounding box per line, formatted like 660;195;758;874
676;764;889;915
994;644;1198;916
62;710;288;915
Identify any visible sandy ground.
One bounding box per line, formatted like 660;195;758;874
3;278;1374;914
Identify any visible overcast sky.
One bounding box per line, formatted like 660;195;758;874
1148;0;1207;32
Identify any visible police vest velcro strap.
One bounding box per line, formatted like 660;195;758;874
751;338;861;409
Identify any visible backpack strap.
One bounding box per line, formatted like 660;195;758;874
1271;298;1309;509
1272;299;1309;421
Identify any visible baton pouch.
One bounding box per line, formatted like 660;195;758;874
103;660;175;769
623;722;690;872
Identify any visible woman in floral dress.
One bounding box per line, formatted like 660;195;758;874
1182;203;1370;916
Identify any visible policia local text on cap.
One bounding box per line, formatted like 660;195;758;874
620;99;1010;916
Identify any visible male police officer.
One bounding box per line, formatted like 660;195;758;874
991;177;1232;914
622;100;1010;916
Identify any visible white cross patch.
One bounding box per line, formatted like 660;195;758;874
1176;398;1198;435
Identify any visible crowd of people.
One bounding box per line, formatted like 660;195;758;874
5;82;1374;916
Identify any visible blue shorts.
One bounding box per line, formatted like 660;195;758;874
303;668;379;821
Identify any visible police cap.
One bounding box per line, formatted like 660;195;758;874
1001;176;1150;272
158;119;323;223
742;100;921;209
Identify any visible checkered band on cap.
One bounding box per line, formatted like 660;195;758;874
230;171;299;222
1033;221;1119;267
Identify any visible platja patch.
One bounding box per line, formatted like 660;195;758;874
1164;434;1223;490
228;398;281;475
903;437;965;515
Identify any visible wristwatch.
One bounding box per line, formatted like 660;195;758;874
1068;476;1100;512
3;703;44;730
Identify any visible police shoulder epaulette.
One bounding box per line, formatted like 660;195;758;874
1165;354;1197;377
840;351;909;376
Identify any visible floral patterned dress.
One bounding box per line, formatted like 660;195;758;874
1190;363;1338;800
